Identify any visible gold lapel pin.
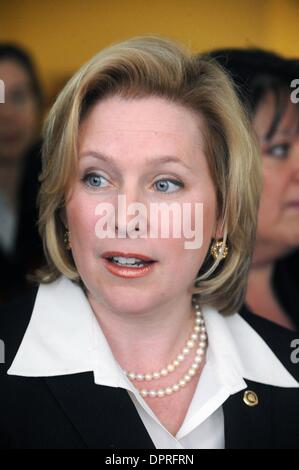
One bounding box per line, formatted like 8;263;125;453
243;390;259;407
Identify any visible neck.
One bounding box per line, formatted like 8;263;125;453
246;260;271;310
248;259;273;285
88;293;195;374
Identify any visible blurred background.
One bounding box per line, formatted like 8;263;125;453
0;0;298;331
1;0;299;104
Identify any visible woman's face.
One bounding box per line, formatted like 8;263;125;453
65;96;220;315
253;92;299;263
0;59;39;161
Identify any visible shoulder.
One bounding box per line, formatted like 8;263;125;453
0;286;40;448
0;286;38;373
224;379;299;448
239;304;299;382
272;252;299;330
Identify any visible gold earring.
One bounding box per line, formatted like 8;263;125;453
64;229;71;250
210;239;228;260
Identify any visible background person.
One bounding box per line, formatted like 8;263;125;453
0;44;44;302
205;48;299;332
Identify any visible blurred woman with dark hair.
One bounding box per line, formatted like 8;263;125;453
0;44;44;302
205;49;299;369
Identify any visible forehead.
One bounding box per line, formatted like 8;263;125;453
78;95;205;159
254;91;299;141
0;59;31;89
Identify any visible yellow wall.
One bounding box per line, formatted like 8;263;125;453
1;0;298;98
263;0;299;56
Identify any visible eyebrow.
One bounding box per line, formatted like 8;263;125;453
274;129;298;138
80;151;192;171
263;128;298;142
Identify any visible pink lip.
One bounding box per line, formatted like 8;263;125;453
101;251;157;262
102;257;157;279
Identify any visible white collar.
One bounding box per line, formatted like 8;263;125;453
8;275;299;392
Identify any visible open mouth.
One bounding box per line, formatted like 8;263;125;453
101;252;158;278
105;256;156;268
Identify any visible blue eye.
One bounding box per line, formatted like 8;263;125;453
81;174;184;193
267;143;290;159
154;179;183;194
82;173;108;189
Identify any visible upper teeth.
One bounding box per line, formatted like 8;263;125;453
111;256;144;265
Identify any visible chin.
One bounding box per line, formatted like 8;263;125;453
92;284;155;313
108;298;154;316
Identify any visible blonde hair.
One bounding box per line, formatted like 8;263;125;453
36;36;262;315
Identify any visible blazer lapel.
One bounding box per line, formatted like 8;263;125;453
223;380;272;449
44;372;156;449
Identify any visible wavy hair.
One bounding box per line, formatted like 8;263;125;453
36;36;262;315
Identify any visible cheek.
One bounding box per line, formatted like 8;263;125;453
259;164;285;218
66;192;99;251
162;196;215;273
162;237;206;284
21;103;39;132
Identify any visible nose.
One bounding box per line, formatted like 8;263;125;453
114;183;149;238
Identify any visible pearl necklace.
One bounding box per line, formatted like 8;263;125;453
124;303;207;398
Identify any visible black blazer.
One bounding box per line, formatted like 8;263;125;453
0;141;45;304
272;249;299;331
1;289;299;449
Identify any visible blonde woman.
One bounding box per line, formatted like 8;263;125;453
1;37;298;449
